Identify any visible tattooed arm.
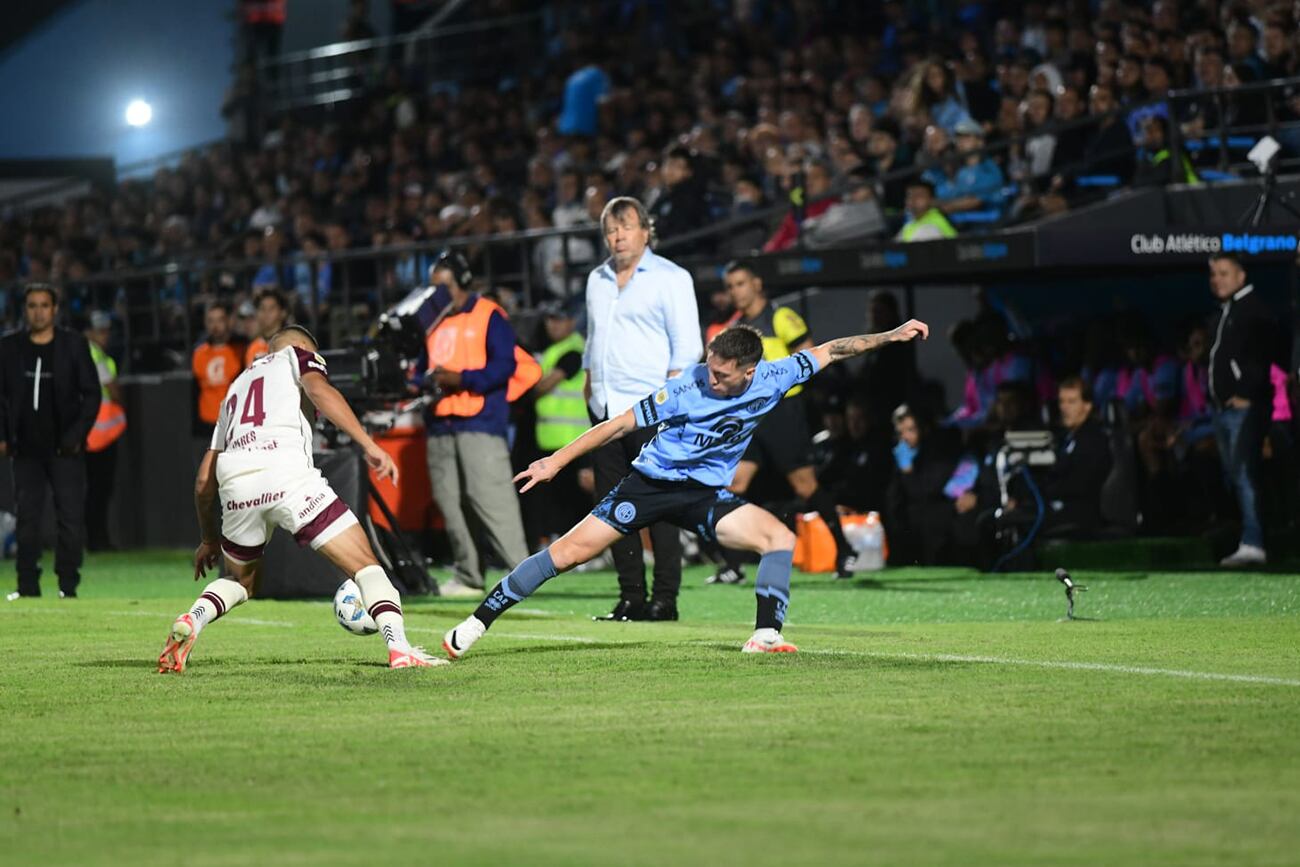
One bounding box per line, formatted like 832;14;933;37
808;319;930;370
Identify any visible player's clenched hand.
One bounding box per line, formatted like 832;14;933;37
365;445;399;485
194;541;221;581
891;319;929;343
513;458;557;493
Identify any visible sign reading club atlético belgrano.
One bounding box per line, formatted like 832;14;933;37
1129;232;1299;257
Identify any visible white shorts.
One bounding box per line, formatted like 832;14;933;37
218;466;359;565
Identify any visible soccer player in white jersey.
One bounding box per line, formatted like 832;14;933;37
442;318;928;659
158;325;445;672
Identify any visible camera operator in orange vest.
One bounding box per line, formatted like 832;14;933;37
422;251;538;596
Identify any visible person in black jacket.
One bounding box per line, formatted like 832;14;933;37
1207;253;1280;566
1039;376;1111;532
646;146;711;250
987;377;1109;556
885;405;961;565
0;285;101;599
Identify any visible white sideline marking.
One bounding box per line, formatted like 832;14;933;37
104;611;294;628
25;607;1298;686
405;626;596;643
798;648;1300;687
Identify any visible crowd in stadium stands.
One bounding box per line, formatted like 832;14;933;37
4;0;1300;320
2;0;1298;565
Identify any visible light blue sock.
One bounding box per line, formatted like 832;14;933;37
754;550;793;629
474;549;557;626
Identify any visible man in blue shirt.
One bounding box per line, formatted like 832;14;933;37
583;197;701;622
935;119;1006;219
442;317;930;658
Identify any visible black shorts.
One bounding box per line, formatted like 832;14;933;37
591;471;747;541
741;392;815;474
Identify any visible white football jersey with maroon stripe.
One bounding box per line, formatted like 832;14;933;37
209;346;327;476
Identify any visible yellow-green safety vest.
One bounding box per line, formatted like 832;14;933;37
89;341;116;402
899;207;957;241
535;332;588;451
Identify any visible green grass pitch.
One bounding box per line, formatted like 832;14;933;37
1;550;1298;865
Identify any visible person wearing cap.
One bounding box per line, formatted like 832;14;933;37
84;311;124;551
933;118;1007;218
530;303;594;538
422;252;538;595
896;179;957;242
0;285;101;599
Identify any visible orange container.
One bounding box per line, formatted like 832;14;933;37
793;511;887;572
367;425;440;532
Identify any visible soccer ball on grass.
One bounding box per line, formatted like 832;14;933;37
333;579;378;635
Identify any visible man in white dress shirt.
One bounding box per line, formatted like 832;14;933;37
582;197;702;621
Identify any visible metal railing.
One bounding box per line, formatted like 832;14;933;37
256;11;545;113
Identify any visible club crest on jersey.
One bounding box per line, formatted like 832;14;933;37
614;501;637;524
655;388;669;405
747;397;769;414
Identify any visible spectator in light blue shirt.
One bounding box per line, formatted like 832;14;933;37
557;53;610;137
919;59;975;134
582;196;701;622
934;119;1007;217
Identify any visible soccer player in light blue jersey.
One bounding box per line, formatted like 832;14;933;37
443;318;929;657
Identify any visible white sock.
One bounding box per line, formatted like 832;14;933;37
354;565;409;650
188;578;248;636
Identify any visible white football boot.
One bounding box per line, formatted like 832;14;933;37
388;645;450;669
741;628;798;654
443;616;487;660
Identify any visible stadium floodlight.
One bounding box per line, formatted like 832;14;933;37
125;99;153;127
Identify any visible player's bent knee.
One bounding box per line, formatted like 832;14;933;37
767;525;797;553
549;537;591;572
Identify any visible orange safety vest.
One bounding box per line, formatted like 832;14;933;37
705;310;742;344
192;342;244;425
425;297;540;417
86;401;127;452
245;337;270;366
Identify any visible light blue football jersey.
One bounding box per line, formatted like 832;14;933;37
630;350;819;487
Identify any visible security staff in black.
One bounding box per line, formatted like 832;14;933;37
707;261;855;581
0;285;101;599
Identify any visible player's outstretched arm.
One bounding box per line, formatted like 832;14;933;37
300;373;399;485
808;318;929;370
514;408;636;493
194;449;221;580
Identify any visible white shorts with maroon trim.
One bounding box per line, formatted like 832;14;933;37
218;466;359;564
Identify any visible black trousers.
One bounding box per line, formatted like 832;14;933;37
13;451;87;595
85;443;118;551
590;414;683;603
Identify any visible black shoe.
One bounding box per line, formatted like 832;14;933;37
5;590;39;602
593;598;647;622
645;599;679;621
706;566;746;585
59;590;77;599
835;551;857;579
